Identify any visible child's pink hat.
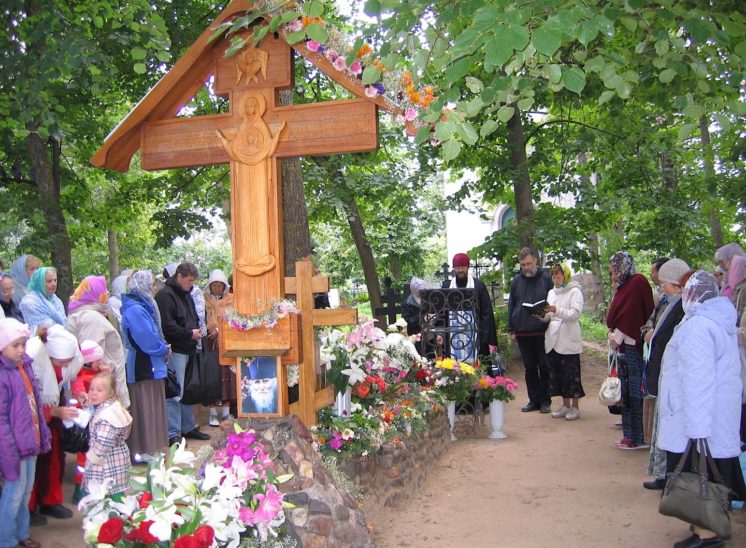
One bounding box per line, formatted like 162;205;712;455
0;318;30;352
80;340;104;364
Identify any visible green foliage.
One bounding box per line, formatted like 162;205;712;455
579;313;609;345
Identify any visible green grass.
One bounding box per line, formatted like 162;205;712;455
579;313;608;345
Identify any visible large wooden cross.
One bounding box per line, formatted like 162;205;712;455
91;0;396;424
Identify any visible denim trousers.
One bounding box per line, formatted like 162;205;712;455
166;352;197;438
0;456;37;548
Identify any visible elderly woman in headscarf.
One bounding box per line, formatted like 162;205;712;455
403;277;428;338
65;275;129;408
715;242;745;298
606;251;654;450
25;324;83;521
657;271;746;547
19;266;66;333
9;254;40;303
204;269;234;426
120;270;170;461
541;263;585;421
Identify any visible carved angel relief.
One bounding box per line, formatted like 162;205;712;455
235;44;269;85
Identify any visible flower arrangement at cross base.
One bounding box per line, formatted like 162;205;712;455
79;427;293;547
433;357;476;404
473;374;519;405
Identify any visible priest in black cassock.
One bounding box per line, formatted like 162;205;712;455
441;253;498;362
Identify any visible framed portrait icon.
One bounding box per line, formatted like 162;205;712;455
237;355;286;418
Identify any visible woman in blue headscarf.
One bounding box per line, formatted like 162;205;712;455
19;267;66;333
9;254;41;303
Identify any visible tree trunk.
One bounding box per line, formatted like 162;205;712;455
278;90;311;277
27;131;74;304
699;114;723;248
660;150;678;190
340;186;384;324
108;230;119;281
389;254;402;281
506;107;534;249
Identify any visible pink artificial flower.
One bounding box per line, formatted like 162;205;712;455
324;48;339;62
306;40;322;52
404;107;417;121
395;113;406;124
239;506;260;526
287;20;303;32
329;437;343;450
349;60;363;75
253;484;284;520
333;56;347;71
364;85;378;98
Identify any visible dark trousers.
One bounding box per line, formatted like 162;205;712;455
517;335;550;405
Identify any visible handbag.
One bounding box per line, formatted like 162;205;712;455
182;341;223;405
659;439;733;537
165;368;181;399
62;424;89;453
599;352;622;406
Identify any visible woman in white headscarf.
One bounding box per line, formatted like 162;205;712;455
657;270;746;547
26;325;83;521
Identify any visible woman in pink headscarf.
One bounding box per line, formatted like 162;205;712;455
65;276;129;407
725;255;746;317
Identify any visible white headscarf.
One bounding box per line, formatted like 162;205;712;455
682;270;719;315
27;324;84;406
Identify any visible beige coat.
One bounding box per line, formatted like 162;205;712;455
205;292;234;334
66;303;130;408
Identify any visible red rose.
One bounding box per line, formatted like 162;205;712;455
124;520;158;544
174;535;199;548
194;525;215;548
138;491;154;509
354;384;370;398
98;517;125;544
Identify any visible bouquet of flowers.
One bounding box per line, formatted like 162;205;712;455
433;357;476;404
473;375;519;405
320;319;388;394
79;427;292;547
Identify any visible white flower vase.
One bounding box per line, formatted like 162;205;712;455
447;400;457;441
333;386;352;417
488;399;507;439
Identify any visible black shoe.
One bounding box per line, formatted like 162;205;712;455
39;504;73;519
168;436;181;446
673;534;725;548
183;428;210;441
540;402;552;414
642;478;666;490
521;402;540;412
29;511;47;527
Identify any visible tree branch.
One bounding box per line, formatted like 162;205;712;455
524;119;620;147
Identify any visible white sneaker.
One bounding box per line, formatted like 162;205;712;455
565;407;580;421
551;405;569;418
208;416;220;427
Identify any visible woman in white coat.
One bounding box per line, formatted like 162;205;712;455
658;270;746;548
542;264;585;421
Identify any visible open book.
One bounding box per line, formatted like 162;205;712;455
522;299;548;315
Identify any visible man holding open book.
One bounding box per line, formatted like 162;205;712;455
508;247;553;413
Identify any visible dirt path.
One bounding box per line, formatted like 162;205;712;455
366;348;745;548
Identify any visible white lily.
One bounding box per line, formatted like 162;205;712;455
171;438;196;465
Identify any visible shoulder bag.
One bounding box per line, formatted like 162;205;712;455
599;351;622;407
659;438;733;537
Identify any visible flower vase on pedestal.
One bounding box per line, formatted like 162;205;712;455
447;400;457;441
334;386;352;417
488;399;507;439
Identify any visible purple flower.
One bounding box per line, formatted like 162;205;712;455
373;82;386;96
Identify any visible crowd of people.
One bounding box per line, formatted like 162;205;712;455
507;243;746;548
0;259;239;548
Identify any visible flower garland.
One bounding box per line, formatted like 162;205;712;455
216;0;438;137
225;299;299;332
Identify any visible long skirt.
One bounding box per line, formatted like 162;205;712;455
547;350;585;399
127;379;168;455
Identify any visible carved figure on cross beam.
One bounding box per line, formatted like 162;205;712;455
235;44;268;85
217;91;285;278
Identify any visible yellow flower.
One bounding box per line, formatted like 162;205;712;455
460;363;476;375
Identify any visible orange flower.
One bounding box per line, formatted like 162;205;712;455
382;410;394;423
402;71;413;85
410;91;421;104
356;44;372;57
479;378;490;389
373;59;386;72
301;16;324;28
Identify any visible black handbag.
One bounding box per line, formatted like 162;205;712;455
659;439;733;537
165;368;181;399
62;424;89;453
182;341;222;406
